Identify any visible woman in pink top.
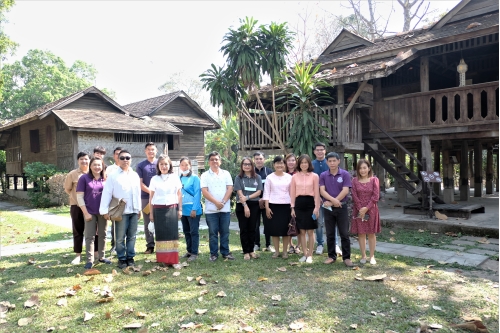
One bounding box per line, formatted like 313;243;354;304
290;154;320;264
263;156;292;259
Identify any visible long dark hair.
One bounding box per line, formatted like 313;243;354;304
238;157;256;178
156;154;173;175
285;153;297;173
297;154;314;172
356;159;373;178
88;157;105;179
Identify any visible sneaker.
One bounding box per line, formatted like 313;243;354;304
266;245;276;253
253;245;260;252
370;257;377;265
299;256;307;263
99;258;112;265
187;255;198;262
71;256;81;265
181;252;191;259
344;259;354;267
127;259;135;267
223;254;235;260
110;248;117;256
359;258;367;264
335;245;342;256
117;260;128;269
315;245;324;255
84;262;93;269
144;248;154;254
306;256;313;263
209;255;218;262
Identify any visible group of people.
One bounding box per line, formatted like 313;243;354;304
64;141;380;270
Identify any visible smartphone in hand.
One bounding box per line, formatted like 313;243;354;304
312;214;317;220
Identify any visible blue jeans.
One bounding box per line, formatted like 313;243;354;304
115;213;138;261
181;215;201;255
316;207;339;246
205;212;230;257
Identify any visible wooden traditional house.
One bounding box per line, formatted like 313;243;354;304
124;91;220;167
0;87;218;193
240;0;498;208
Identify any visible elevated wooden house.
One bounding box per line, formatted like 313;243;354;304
0;87;218;193
240;0;498;207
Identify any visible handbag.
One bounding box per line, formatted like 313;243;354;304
108;197;126;221
287;216;298;236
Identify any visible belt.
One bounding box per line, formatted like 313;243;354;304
152;204;178;209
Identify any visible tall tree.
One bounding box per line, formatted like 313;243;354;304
397;0;434;32
343;0;393;41
0;0;18;102
0;49;114;120
201;17;295;153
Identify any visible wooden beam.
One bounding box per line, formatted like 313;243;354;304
420;56;429;92
342;80;368;119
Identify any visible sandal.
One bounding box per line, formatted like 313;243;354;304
250;252;259;259
244;253;250;260
271;253;280;259
282;253;289;259
294;246;301;254
288;246;295;254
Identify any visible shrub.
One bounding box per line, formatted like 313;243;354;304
24;162;62;207
47;173;69;206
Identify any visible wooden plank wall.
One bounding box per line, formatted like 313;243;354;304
155;98;201;118
56;128;74;171
166;126;206;169
447;0;498;25
20;115;57;172
5;127;21;175
61;94;121;112
372;81;499;132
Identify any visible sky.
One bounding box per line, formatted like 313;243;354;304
3;1;460;110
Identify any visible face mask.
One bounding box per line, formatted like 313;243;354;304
181;169;190;175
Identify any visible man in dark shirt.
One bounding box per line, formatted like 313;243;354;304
136;142;158;254
253;151;275;253
311;142;329;255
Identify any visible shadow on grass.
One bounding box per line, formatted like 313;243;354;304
0;230;498;333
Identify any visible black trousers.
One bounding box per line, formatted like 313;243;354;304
70;205;98;254
236;201;260;254
324;205;350;260
254;208;271;248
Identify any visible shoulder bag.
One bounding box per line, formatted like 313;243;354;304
108;197;126;221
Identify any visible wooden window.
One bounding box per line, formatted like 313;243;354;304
29;129;40;153
46;126;53;150
114;133;168;143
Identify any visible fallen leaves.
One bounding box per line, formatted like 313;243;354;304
363;274;386;281
83;311;95;322
180;322;203;329
18;317;32;326
289;319;305;330
24;294;40;308
435;211;448;220
195;309;207;315
84;268;101;275
56;298;68;307
257;277;268;282
271;295;282;301
211;324;225;331
123;323;142;329
466;22;482;29
276;267;287;272
27;257;36;265
432;305;443;311
417;285;428;291
216;291;227;297
172;272;181;277
136;311;147;318
450;320;488;332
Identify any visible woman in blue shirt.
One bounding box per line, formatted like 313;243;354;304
179;157;203;261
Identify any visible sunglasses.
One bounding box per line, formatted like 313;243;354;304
119;156;131;160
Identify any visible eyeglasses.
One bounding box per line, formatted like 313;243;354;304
242;163;252;166
119;156;131;160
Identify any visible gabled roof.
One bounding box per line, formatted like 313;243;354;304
124;91;220;129
0;86;127;131
321;29;374;56
432;0;498;30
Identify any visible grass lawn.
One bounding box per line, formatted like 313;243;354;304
0;230;497;333
42;206;71;218
0;211;72;246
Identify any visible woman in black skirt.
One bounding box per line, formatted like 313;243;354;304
262;156;292;259
234;157;263;260
290;155;320;264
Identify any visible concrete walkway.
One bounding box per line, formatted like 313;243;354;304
0;200;498;271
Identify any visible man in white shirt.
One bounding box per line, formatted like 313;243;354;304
104;146;122;255
99;150;142;269
200;151;234;262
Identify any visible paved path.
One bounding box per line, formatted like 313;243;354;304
1;201;498;271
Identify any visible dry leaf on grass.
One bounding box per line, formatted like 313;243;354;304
142;270;152;276
432;305;443;311
240;324;254;332
350;324;358;329
136;311;147;318
56;298;67;307
104;275;113;283
417;285;428;291
83;311;95;322
418;229;425;233
429;324;443;329
198;297;203;302
198;279;207;285
27;257;36;265
66;268;73;273
391;297;397;303
180;322;202;329
105;311;112;319
151;323;160;327
97;297;114;303
132;265;143;272
112;269;118;276
385;330;398;333
211;324;224;331
364;274;386;281
290;319;305;330
84;268;101;275
18;317;32;326
389;237;396;242
216;291;227;297
271;295;281;301
172;272;181;277
257;277;268;282
5;280;16;285
199;290;209;295
24;294;40;308
195;309;207;315
289;262;298;266
277;267;287;272
84;276;94;282
123;267;133;275
463;316;482;321
389;231;395;235
450;321;488;332
123;323;142;329
352;266;359;271
187;276;194;282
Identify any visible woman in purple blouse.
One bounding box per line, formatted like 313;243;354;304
76;157;111;269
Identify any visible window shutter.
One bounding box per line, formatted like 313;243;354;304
30;129;40;153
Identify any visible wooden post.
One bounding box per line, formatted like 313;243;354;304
337;85;344;145
13;176;18;190
459;141;470;201
22;175;28;191
338;152;345;169
442;140;454;203
6;175;10;189
496;153;499;192
433;143;441;195
417;142;423;176
409;157;414;175
353;153;358;171
420;56;429;92
474;140;483;197
486;144;493;194
397;147;407;202
468;151;474;180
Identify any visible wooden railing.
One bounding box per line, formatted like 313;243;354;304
239;105;363;151
372;81;499;132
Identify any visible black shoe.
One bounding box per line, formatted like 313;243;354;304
117;260;128;269
84;262;93;269
144;248;154;254
127;259;135;266
181;252;191;259
223;254;235;260
99;258;112;265
209;255;218;262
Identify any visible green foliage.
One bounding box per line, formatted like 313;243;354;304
0;149;6;192
0;49;106;120
281;62;333;156
24;161;61;208
0;0;18;102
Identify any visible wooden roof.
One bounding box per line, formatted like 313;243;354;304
321;29;374;56
124;91;220;129
432;0;498;30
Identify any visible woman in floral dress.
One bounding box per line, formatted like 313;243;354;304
350;159;380;265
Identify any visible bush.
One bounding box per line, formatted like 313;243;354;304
24;162;63;207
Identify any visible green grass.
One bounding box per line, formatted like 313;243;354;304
0;211;72;246
42;205;71;217
377;227;455;249
0;230;498;333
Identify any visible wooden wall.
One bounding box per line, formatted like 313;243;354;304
61;94;121;112
155;98;200;118
166;126;205;169
56;128;74;171
20;114;57;172
5;127;21;175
